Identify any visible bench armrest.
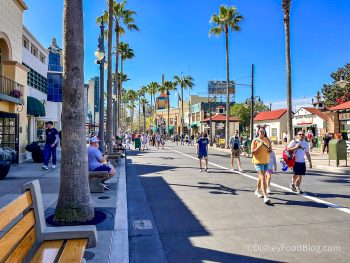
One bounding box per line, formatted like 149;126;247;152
42;225;98;248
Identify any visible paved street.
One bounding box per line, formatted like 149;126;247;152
127;143;350;263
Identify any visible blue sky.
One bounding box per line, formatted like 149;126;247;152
24;0;350;106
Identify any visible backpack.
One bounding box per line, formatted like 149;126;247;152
282;146;296;168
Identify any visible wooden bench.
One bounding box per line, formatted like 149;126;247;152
0;180;97;263
88;171;109;193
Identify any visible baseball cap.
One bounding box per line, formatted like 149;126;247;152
90;136;100;143
45;121;53;125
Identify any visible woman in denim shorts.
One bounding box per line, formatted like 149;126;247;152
251;128;271;204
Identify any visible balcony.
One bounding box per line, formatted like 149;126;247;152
0;75;24;105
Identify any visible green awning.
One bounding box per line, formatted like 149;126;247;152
27;96;45;117
190;123;198;128
151;127;157;132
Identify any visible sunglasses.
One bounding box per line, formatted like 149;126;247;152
298;133;304;136
259;130;265;133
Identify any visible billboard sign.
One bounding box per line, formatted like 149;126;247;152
208;81;235;95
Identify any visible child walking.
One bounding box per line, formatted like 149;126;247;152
266;148;277;194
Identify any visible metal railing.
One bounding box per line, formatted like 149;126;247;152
0;75;24;100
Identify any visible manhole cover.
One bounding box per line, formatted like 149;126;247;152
133;219;153;230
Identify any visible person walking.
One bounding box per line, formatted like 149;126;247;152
42;121;59;170
175;133;179;145
161;134;166;149
141;133;148;150
251;127;271;204
229;130;243;172
266;147;277;194
197;132;209;172
156;132;161;149
180;134;184;145
322;133;331;154
288;131;312;194
125;132;131;150
191;134;195;146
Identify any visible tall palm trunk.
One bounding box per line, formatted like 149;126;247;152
167;94;170;136
106;0;113;152
143;103;146;133
114;25;120;136
181;84;184;135
138;96;141;132
283;0;293;141
54;0;94;223
131;106;135;132
225;28;230;149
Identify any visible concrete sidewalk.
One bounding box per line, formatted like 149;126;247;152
0;151;128;263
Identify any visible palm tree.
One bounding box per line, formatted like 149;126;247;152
174;75;194;136
147;82;159;112
126;89;138;132
163;81;177;136
209;5;243;148
140;98;149;132
118;42;134;133
283;0;293;141
54;0;94;223
112;0;139;132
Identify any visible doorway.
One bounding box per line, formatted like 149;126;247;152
0;112;19;163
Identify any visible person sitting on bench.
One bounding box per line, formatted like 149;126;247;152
88;136;116;190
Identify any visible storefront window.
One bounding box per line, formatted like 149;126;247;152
36;121;46;142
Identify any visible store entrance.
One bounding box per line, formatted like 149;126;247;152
0;112;19;163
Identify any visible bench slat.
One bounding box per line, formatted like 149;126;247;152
30;240;64;263
0;210;35;262
58;239;88;263
5;227;36;263
0;191;32;231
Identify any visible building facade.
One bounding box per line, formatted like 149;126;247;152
254;109;288;143
0;0;29;163
292;107;328;137
22;26;48;147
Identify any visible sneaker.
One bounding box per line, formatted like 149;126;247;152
264;197;271;204
295;187;303;194
200;169;203;172
290;183;296;192
205;168;210;173
51;165;56;169
41;165;48;170
230;168;235;172
255;190;263;198
266;187;271;194
101;183;110;190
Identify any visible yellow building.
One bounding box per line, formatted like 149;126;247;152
0;0;29;163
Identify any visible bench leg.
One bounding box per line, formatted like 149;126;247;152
89;177;105;193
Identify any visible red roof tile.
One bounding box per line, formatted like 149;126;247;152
302;107;328;120
254;109;287;121
329;101;350;111
202;114;239;122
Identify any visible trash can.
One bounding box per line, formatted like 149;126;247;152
316;136;322;148
328;139;347;167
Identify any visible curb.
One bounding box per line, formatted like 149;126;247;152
108;157;129;263
313;164;350;175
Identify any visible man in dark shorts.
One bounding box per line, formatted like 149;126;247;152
229;130;243;172
197;132;209;172
88;136;116;190
288;131;312;194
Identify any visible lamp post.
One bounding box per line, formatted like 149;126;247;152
95;15;106;151
235;64;255;140
337;72;349;88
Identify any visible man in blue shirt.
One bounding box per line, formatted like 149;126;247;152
88;136;116;190
197;132;209;172
42;121;59;170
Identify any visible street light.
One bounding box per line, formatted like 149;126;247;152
337;72;349;88
96;15;106;152
235;64;255;140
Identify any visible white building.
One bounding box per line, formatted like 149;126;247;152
293;107;328;137
22;27;62;147
254;109;288;143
